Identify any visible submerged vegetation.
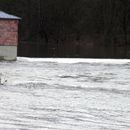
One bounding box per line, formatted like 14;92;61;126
0;73;7;85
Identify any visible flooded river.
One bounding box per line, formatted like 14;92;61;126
0;58;130;130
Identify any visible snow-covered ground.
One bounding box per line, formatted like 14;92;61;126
0;57;130;130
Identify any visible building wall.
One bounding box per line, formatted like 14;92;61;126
0;46;17;60
0;19;18;60
0;20;18;46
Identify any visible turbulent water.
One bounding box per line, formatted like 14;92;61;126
0;58;130;130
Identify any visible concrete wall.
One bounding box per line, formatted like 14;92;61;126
0;46;17;60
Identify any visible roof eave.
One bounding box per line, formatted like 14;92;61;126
0;18;21;20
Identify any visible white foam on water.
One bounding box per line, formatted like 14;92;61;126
17;57;130;64
0;57;130;130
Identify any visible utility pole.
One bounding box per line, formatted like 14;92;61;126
36;0;41;57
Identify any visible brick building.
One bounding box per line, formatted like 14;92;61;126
0;11;20;60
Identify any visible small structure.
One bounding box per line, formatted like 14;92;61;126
0;11;20;60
